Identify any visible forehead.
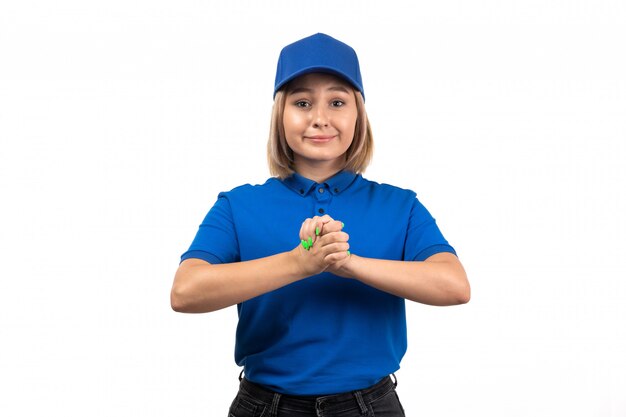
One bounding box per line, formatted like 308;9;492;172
287;72;352;91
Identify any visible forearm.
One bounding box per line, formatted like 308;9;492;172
342;254;470;306
171;249;305;313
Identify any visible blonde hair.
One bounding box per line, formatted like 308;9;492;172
267;88;374;179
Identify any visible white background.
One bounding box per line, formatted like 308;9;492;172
1;1;625;416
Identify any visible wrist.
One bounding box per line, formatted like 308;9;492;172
329;253;359;279
342;253;359;275
288;246;313;279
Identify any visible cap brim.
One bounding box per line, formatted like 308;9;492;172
273;66;362;97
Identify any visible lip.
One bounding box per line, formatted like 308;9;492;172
306;135;336;142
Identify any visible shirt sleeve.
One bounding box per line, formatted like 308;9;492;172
179;193;240;265
403;197;457;262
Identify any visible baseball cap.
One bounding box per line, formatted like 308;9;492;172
273;33;364;100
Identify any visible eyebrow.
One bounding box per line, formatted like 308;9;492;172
288;85;351;95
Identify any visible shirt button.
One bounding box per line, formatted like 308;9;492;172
318;208;325;214
318;188;324;194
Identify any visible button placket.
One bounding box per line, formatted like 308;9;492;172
314;184;331;216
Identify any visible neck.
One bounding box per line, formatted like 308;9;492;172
293;158;345;183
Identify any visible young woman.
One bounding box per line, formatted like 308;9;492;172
172;33;470;417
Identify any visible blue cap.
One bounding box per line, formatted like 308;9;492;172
274;33;364;99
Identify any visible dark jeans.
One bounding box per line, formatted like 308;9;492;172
228;374;406;417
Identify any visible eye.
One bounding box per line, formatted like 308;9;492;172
295;100;311;108
331;100;345;107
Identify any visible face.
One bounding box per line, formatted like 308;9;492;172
283;73;358;175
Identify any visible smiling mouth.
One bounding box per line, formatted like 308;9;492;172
306;135;336;142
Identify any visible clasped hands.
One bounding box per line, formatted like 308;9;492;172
294;214;353;278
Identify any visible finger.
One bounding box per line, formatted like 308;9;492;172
325;249;351;264
321;242;350;261
318;214;334;224
299;218;316;250
306;218;319;247
319;220;344;236
298;219;308;242
318;231;349;247
315;214;335;236
318;236;349;254
300;215;337;249
313;215;335;240
310;216;321;242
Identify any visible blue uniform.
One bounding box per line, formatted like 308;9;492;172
181;170;456;395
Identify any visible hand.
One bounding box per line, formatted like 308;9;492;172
298;214;334;250
293;215;350;277
317;220;353;278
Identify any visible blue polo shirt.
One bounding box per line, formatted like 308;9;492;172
181;170;456;395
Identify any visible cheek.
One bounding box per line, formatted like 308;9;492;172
338;113;358;138
283;109;305;133
282;113;301;149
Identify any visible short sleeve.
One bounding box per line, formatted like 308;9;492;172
403;198;457;262
180;193;240;265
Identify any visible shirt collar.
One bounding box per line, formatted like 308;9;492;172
282;170;358;196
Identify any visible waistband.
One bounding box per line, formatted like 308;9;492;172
238;375;397;414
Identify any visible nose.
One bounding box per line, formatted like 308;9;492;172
312;106;329;128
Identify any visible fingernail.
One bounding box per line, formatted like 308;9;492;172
341;222;345;229
347;250;351;256
308;237;313;247
302;240;309;250
315;227;320;236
